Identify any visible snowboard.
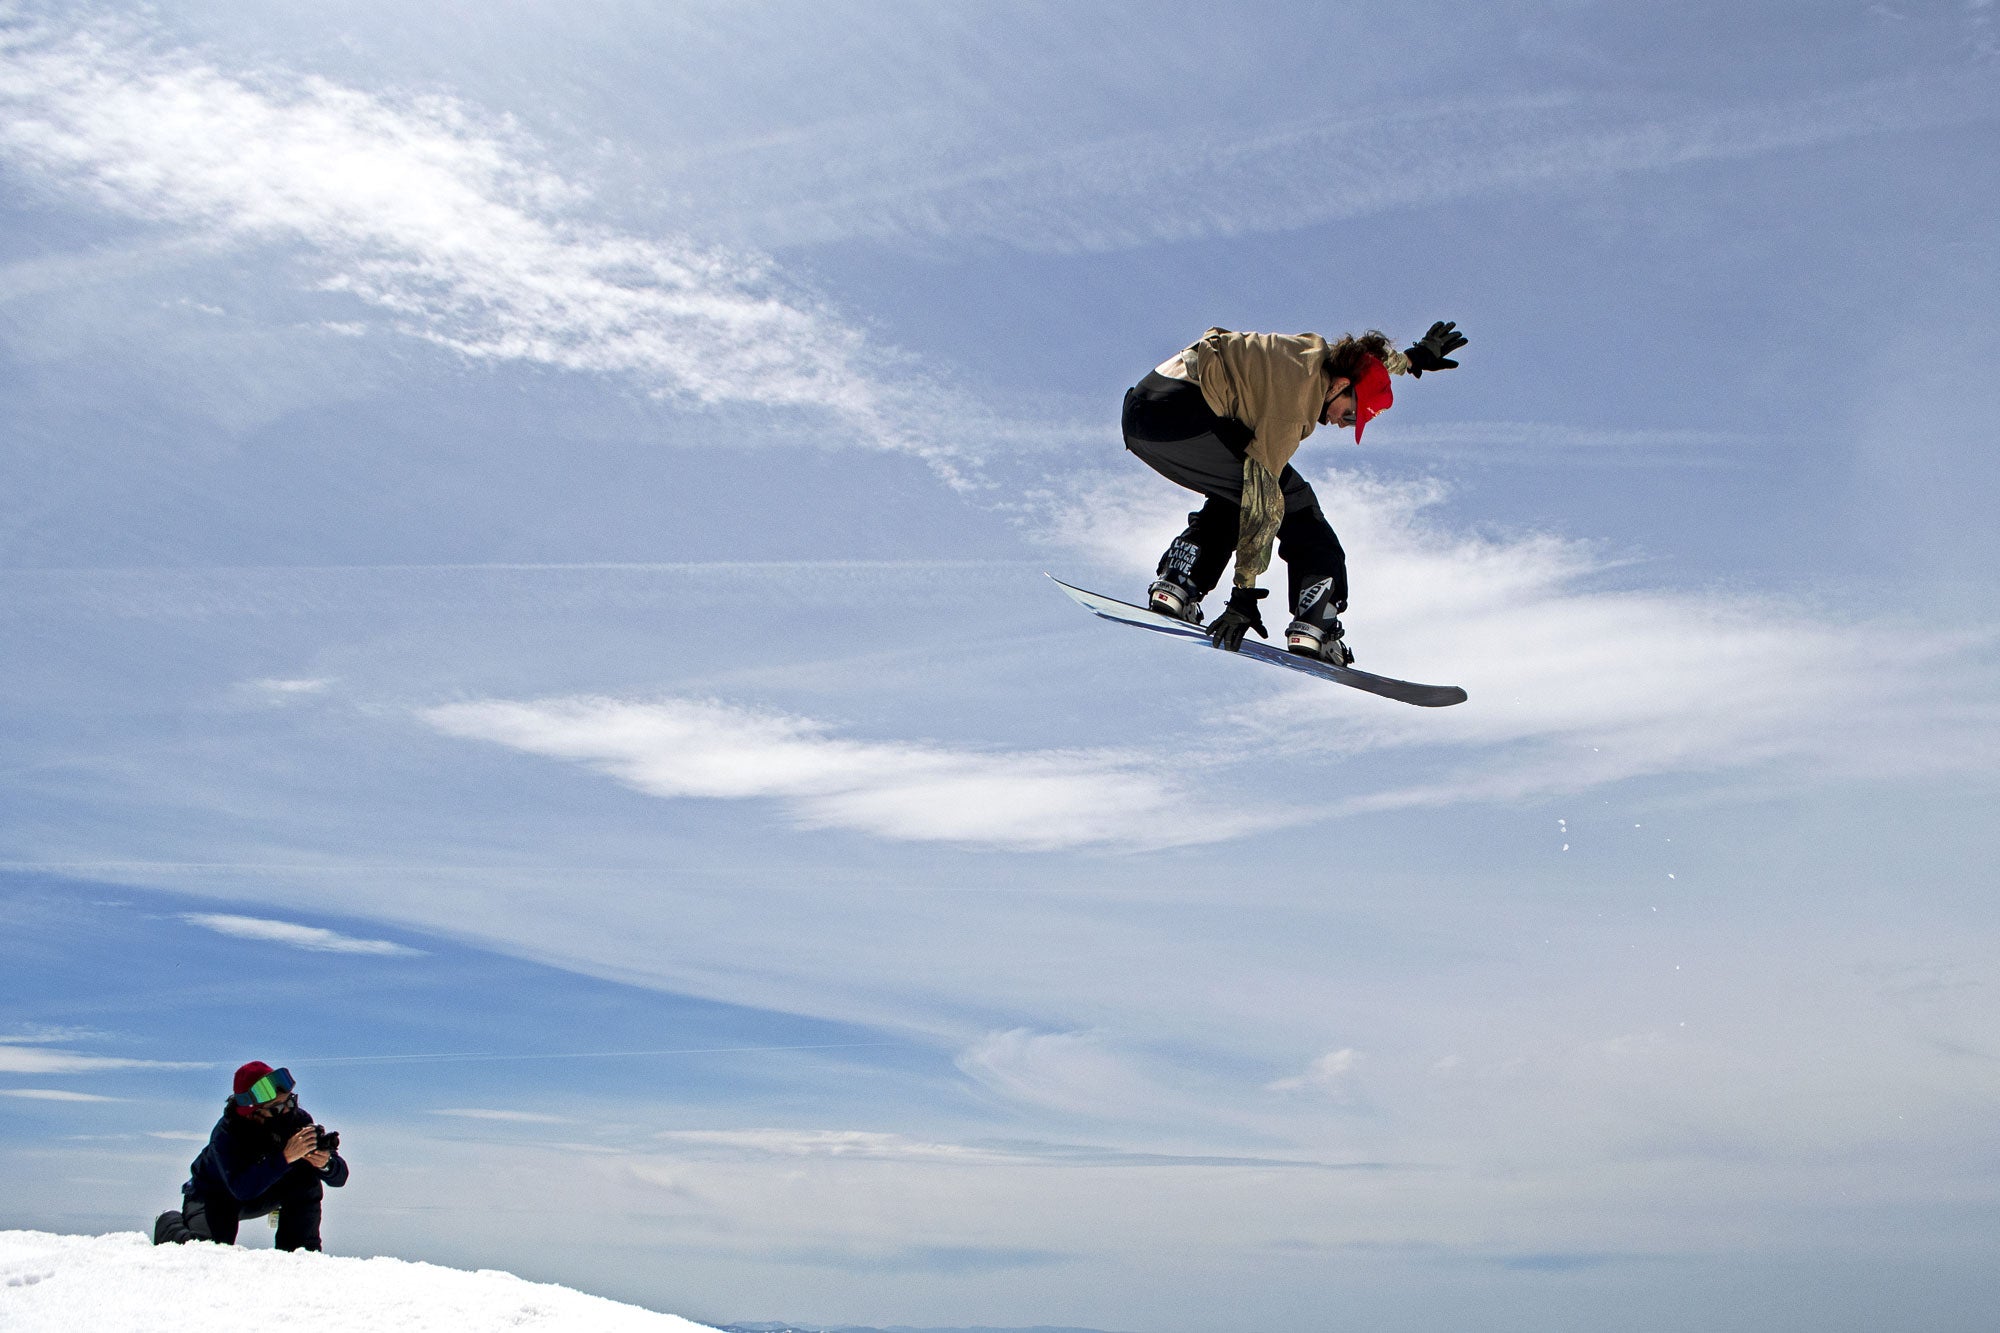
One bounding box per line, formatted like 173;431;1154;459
1050;575;1467;708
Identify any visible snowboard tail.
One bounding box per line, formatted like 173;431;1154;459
1049;575;1467;708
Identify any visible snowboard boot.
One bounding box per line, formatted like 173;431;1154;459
1284;577;1353;667
1147;575;1205;626
1149;532;1211;625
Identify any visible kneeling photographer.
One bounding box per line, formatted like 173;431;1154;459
153;1060;348;1252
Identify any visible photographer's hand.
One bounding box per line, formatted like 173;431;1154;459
306;1148;332;1169
283;1126;319;1163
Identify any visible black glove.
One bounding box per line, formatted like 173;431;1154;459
1206;587;1269;652
1404;320;1467;377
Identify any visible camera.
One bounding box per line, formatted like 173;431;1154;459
312;1125;340;1155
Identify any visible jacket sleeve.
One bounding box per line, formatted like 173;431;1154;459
318;1150;350;1188
1231;458;1286;589
202;1120;295;1202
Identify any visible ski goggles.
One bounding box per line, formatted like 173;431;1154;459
231;1067;297;1108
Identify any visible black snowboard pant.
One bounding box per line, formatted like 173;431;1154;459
1122;371;1346;614
156;1176;323;1251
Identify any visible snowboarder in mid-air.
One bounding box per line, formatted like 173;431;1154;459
1122;321;1468;666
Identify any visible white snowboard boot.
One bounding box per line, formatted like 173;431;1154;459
1147;576;1205;626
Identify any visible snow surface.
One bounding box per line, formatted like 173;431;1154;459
0;1230;717;1332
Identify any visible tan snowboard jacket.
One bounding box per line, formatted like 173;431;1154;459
1181;328;1335;479
1159;328;1361;589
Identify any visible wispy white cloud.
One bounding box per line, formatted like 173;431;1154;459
600;1118;1397;1283
430;1107;568;1124
413;463;1995;845
652;1128;1002;1163
227;676;338;710
181;912;425;956
1266;1048;1363;1099
0;19;956;469
0;1045;205;1074
245;676;333;695
995;416;1776;469
422;695;1281;852
708;73;2000;253
0;1026;107;1045
644;1127;1360;1171
1038;467;2000;809
1388;420;1778;468
0;1088;122;1101
0;233;207;304
954;1029;1190;1122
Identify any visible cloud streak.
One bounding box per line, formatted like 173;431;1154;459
423;695;1280;851
418;461;1997;850
431;1108;569;1124
956;1028;1189;1121
0;1026;107;1045
1266;1048;1363;1096
0;1044;206;1075
1388;420;1779;469
180;912;425;956
653;1128;1009;1163
646;1127;1376;1171
1039;467;2000;810
712;73;2000;253
0;19;952;467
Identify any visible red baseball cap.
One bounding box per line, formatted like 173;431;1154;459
1352;353;1393;442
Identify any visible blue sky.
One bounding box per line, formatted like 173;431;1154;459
2;2;1998;1330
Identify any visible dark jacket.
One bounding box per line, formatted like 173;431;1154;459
187;1100;349;1203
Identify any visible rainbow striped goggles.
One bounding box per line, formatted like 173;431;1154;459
232;1067;296;1108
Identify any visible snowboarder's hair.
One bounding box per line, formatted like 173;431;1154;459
1327;331;1404;381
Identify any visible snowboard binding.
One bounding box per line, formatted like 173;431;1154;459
1147;577;1205;626
1284;577;1353;666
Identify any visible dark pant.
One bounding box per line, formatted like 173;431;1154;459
160;1177;324;1251
1122;372;1347;613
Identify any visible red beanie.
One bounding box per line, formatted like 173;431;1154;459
233;1061;274;1096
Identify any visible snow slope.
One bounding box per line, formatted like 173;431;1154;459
0;1230;717;1332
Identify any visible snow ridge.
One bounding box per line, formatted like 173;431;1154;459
0;1230;715;1332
